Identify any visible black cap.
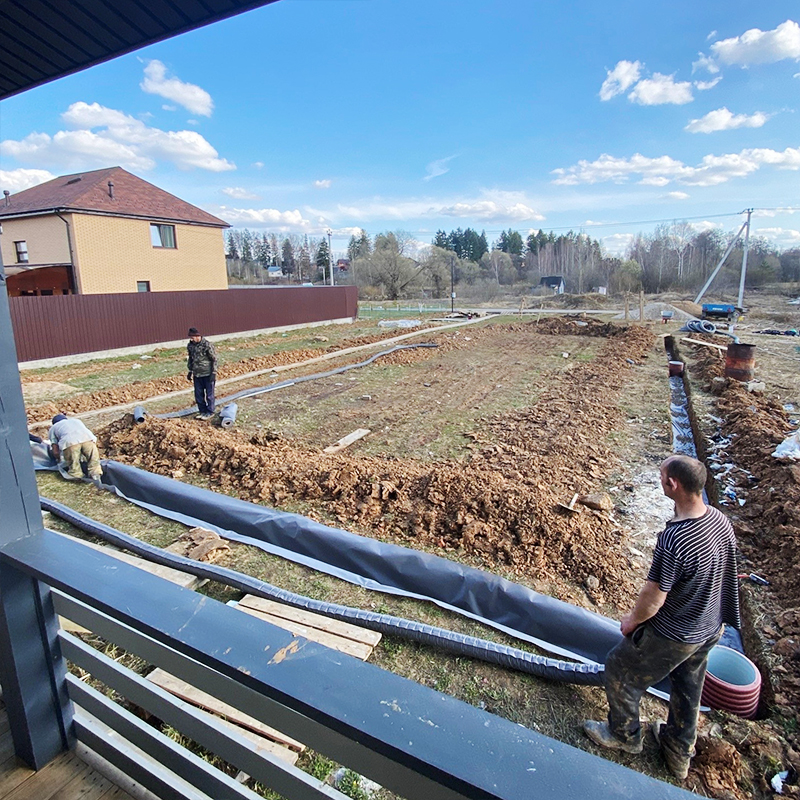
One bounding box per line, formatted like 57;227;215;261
188;327;200;336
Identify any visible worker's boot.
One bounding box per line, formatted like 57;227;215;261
652;721;690;780
583;720;643;754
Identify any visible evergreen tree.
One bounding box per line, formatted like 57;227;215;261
226;230;239;260
281;239;295;276
317;239;331;278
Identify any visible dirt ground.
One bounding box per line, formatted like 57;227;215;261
26;298;800;799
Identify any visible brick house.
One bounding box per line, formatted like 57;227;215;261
0;167;230;296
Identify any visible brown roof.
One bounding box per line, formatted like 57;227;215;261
0;167;229;227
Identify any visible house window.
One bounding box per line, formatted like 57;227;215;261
150;224;176;248
14;241;29;263
137;281;151;292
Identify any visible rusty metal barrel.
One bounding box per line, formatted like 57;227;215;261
725;343;756;382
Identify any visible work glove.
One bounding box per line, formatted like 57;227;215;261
186;371;193;382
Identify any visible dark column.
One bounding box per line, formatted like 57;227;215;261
0;240;73;767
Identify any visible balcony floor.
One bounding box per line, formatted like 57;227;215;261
0;703;135;800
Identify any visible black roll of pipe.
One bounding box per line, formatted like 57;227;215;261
40;496;604;685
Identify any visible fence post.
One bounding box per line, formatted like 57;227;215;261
0;249;73;768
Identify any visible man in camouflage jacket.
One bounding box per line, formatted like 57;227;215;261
186;327;217;419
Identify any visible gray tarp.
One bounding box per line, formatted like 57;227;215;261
97;459;623;666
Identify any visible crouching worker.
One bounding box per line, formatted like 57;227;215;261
48;413;103;482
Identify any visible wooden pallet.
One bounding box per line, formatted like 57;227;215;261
145;669;302;761
232;595;382;661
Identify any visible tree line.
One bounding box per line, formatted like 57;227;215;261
225;224;800;299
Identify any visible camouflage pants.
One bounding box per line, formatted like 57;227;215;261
604;622;721;760
62;441;102;479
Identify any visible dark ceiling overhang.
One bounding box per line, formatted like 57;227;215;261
0;0;280;102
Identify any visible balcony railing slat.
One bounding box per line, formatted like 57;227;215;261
69;677;262;800
72;708;210;800
60;631;346;800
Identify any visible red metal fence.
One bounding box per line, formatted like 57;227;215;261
9;286;358;363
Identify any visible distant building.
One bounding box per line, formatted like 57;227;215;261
539;276;566;294
0;166;229;296
336;258;350;272
266;266;283;280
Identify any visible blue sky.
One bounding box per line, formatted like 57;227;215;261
1;0;798;257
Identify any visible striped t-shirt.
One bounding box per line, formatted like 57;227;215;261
648;506;741;644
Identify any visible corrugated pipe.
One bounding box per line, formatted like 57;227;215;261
156;343;440;419
40;496;605;686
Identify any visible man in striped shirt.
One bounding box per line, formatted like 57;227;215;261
584;455;740;780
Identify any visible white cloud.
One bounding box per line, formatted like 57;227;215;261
754;207;798;218
695;77;722;90
162;104;176;112
757;227;800;246
0;168;55;193
692;53;720;74
222;187;259;200
628;73;693;105
0;102;235;173
314;179;331;189
553;153;691;185
312;190;545;226
707;30;718;41
218;206;312;230
685;107;769;133
639;176;671;187
424;155;457;181
140;60;213;116
553;146;800;187
664;191;690;200
711;20;800;66
599;60;642;100
601;233;634;256
253;161;265;169
438;200;544;221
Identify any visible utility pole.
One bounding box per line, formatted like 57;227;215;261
450;255;455;313
737;209;752;311
327;229;334;286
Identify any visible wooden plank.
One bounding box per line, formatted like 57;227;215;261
0;754;35;796
51;532;205;634
0;731;14;763
237;596;382;647
97;788;137;800
323;428;370;454
49;768;116;800
4;752;90;800
51;532;205;590
680;336;727;351
233;605;374;661
144;670;304;753
211;715;298;767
